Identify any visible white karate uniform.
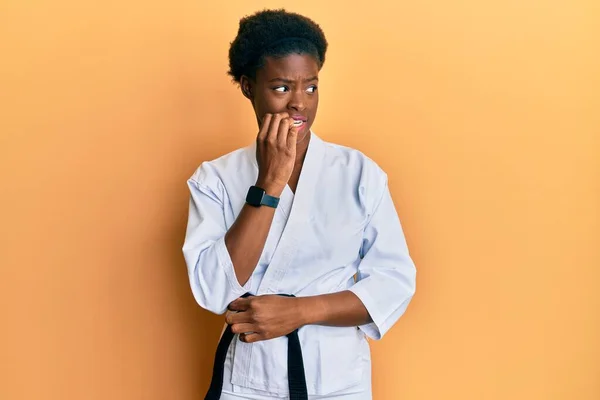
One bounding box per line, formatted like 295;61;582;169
183;132;416;399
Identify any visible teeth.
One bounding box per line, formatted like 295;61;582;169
293;120;304;126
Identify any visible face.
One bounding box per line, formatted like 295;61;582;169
241;53;320;143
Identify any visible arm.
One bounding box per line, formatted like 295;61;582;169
224;190;282;286
182;178;252;314
297;290;372;327
182;113;298;314
226;112;298;285
227;291;371;343
345;177;417;340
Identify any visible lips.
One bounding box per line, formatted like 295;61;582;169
291;115;307;129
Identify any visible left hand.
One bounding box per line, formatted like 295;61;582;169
226;295;304;343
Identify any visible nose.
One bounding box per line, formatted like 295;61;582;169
287;89;306;112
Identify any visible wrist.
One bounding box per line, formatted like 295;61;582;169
295;296;322;327
255;178;285;197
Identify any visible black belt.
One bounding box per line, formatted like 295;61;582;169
204;293;308;400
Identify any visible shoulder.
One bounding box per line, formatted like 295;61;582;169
189;145;251;185
321;138;388;187
318;137;389;214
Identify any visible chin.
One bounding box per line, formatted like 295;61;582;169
296;129;311;144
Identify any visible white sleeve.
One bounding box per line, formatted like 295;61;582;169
182;177;252;315
348;175;417;340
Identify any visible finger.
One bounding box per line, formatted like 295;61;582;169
230;323;256;335
278;116;294;148
287;126;299;151
228;297;251;312
240;332;264;343
225;310;252;325
258;113;272;141
267;113;288;142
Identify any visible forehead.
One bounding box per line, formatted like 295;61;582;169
256;53;319;82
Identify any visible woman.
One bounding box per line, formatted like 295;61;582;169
183;9;417;400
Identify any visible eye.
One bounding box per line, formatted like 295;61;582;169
306;85;318;94
273;86;288;93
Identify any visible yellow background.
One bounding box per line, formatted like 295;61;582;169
1;1;598;399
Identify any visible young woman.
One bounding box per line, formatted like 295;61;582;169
183;9;417;400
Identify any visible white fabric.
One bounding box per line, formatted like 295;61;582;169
183;132;416;397
221;345;372;399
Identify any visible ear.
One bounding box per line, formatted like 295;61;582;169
240;75;254;100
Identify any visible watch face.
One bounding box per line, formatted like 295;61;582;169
246;186;265;206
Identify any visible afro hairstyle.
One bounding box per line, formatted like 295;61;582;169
228;9;328;83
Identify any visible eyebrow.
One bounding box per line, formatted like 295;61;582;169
268;76;319;83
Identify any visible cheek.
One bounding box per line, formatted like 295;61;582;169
308;96;319;119
256;92;286;113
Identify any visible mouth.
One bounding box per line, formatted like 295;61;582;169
292;117;308;129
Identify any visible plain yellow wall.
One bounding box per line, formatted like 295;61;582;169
1;1;598;399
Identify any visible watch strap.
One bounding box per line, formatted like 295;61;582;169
260;192;280;208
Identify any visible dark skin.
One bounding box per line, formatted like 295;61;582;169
223;53;372;343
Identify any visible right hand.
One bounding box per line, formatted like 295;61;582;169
255;113;298;195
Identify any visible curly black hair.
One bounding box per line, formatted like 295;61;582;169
228;9;328;83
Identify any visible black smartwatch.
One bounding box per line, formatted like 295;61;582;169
245;186;280;208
